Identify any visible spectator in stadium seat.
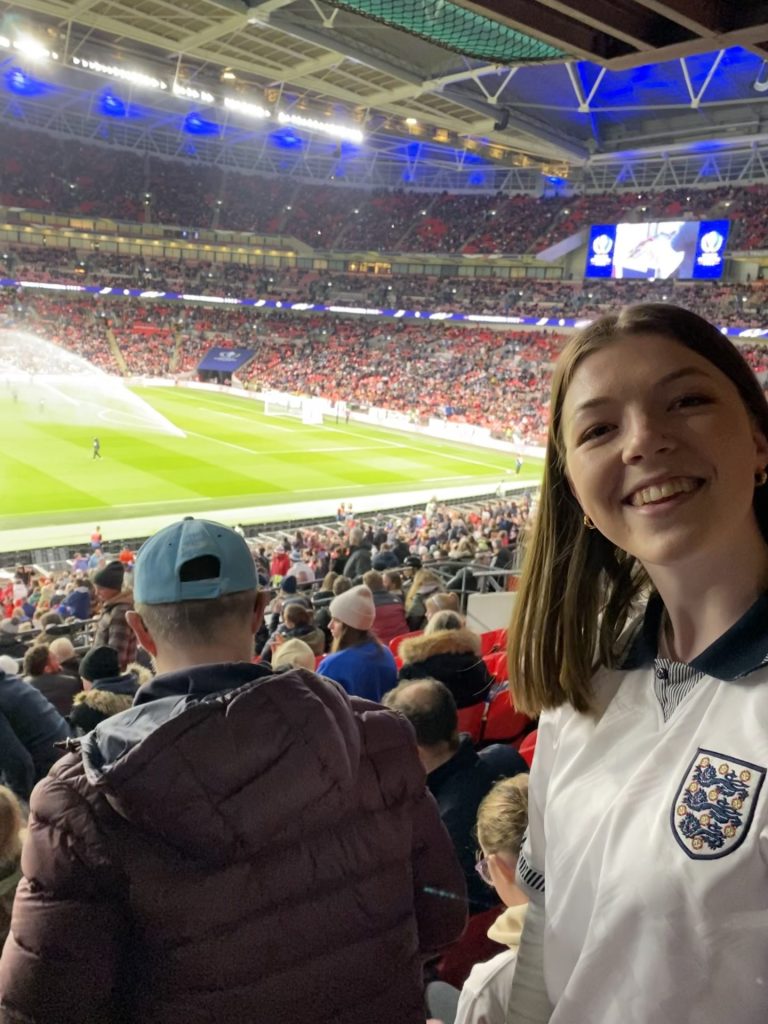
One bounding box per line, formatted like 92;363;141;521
22;644;82;717
314;574;352;648
260;601;326;663
317;584;398;701
401;554;423;580
0;518;466;1024
382;568;406;602
0;655;70;801
69;646;142;736
271;637;316;672
268;544;291;582
47;637;81;682
372;541;400;571
344;526;373;578
285;549;314;588
363;569;409;646
452;775;530;1024
384;678;527;916
56;576;92;620
312;570;337;609
425;592;461;621
398;611;493;709
405;568;444;631
90;560;137;670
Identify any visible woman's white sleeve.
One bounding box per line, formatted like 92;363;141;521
505;900;551;1023
506;713;556;1023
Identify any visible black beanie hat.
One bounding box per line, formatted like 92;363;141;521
80;645;120;682
280;575;298;594
93;560;125;591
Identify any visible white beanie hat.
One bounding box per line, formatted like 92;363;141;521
329;584;375;631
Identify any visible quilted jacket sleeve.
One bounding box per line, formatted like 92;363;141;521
0;761;130;1024
411;784;468;955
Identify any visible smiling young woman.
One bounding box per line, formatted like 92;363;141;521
505;304;768;1024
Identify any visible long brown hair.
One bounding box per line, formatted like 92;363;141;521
405;569;442;612
508;303;768;717
331;622;377;653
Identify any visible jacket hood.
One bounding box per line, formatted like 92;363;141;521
399;627;481;664
72;688;134;718
78;663;363;866
487;903;527;950
103;591;134;609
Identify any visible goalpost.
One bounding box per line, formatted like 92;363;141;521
263;391;324;425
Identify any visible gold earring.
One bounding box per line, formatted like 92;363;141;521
756;470;768;487
583;514;596;530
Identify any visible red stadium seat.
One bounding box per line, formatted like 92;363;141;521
482;688;530;745
388;630;422;657
483;651;509;683
480;628;507;656
519;729;538;768
456;701;487;743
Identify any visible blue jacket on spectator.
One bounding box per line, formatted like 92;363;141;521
318;640;397;702
58;585;91;621
0;668;70;799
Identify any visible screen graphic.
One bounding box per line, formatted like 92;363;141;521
585;220;730;280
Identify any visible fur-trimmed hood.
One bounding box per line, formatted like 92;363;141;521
399;627;481;665
71;688;134;717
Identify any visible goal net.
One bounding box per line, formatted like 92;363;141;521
263;391;324;425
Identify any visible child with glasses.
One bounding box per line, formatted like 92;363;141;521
454;773;529;1024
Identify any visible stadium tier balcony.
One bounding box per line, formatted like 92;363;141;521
5;124;768;253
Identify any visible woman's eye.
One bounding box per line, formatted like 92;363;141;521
579;423;613;444
671;393;712;410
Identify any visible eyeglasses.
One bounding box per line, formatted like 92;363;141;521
475;854;493;887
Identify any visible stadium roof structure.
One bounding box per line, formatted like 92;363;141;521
4;0;768;188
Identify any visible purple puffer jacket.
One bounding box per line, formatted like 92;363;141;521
0;664;466;1024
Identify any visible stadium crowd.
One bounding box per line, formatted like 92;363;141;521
0;497;538;1021
4;246;768;328
2;125;767;253
5;285;768;446
3;115;768;1023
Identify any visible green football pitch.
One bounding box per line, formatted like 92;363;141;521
0;386;542;549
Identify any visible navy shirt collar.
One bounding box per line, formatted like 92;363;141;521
621;590;768;680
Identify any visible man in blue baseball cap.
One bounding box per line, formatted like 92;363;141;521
0;518;466;1024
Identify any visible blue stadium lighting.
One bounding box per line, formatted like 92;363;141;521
269;127;304;149
4;67;47;96
468;171;486;186
99;90;127;117
0;276;762;338
183;112;219;135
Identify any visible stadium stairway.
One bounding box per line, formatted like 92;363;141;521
106;327;128;374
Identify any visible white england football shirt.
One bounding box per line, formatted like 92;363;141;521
518;593;768;1023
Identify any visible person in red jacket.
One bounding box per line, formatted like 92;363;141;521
0;517;466;1024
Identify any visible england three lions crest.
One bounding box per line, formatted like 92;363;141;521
672;749;766;859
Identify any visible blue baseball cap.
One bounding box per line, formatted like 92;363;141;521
134;517;257;604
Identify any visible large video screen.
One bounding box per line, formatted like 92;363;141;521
585;219;730;280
